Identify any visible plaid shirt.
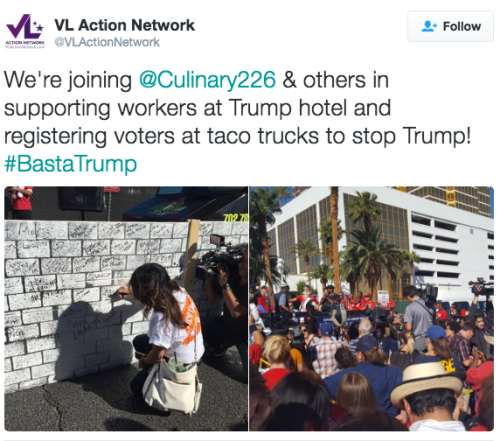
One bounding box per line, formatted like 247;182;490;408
452;332;470;366
311;339;345;379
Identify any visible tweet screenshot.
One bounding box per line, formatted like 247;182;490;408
0;0;498;438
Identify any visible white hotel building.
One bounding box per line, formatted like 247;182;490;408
267;186;494;298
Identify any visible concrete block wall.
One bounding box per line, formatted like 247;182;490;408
4;220;248;393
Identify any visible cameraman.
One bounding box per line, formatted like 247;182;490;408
469;290;494;356
403;285;434;353
204;246;249;377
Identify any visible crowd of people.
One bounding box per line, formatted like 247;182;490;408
249;283;494;431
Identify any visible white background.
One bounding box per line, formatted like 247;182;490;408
0;0;498;438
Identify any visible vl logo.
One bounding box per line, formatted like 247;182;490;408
7;14;43;39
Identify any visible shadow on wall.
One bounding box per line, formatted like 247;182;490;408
54;301;139;382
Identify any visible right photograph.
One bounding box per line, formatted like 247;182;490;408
249;186;494;432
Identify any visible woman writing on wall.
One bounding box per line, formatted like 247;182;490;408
117;263;204;396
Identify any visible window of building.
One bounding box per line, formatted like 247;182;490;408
420;258;434;263
278;218;297;274
489;255;494;260
415;270;434;277
489;265;494;270
435;220;457;232
488;232;494;240
436;247;459;255
488;245;494;250
411;215;431;226
436;259;460;266
296;204;321;273
414;244;433;251
437;272;460;278
413;231;433;239
435;235;458;243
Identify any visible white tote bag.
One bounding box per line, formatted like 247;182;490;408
142;319;202;414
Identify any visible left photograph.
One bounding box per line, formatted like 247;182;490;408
4;186;249;431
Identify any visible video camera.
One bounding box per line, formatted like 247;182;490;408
195;234;247;280
469;277;494;296
417;284;439;304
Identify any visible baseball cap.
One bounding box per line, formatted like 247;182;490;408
426;325;447;341
319;322;333;336
364;293;372;298
355;335;379;352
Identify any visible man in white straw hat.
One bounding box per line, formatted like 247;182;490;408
390;362;465;431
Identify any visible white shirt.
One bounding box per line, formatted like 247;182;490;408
148;289;204;364
410;419;465;432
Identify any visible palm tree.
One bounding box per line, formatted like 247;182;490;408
273;186;292;207
392;249;410;297
318;218;346;263
249;248;289;287
407;251;421;285
309;264;333;291
346;191;382;232
330;187;342;293
318;218;346;244
250;187;281;298
350;228;399;302
291;238;320;275
340;248;362;297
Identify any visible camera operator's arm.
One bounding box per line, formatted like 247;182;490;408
470;293;479;318
205;276;222;304
218;265;247;318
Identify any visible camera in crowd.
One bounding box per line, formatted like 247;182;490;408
417;283;439;304
195;234;248;280
469;277;494;296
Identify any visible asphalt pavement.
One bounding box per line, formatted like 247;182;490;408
5;347;248;431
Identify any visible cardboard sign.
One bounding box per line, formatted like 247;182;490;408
378;290;390;307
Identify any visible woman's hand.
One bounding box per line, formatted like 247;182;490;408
117;285;131;299
217;264;230;287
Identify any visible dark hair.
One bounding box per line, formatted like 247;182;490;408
129;263;186;328
477;372;494;431
338;410;408;431
337;372;377;417
249;363;272;431
348;321;360;340
403;285;419;298
430;336;452;360
405;388;456;417
361;347;387;367
335;347;358;370
267;371;331;431
461;321;474;332
300;324;312;334
446;319;461;334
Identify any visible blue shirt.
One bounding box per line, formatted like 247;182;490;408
412;354;461;379
324;362;403;416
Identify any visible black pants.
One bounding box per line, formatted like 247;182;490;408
130;334;154;396
12;210;32;220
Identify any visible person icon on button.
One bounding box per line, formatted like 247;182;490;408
422;20;434;32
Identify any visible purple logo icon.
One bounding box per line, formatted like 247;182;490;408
7;14;43;39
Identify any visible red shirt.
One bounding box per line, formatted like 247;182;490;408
262;368;290;390
257;296;270;313
296;294;319;304
384;299;396;310
354;299;367;310
12;187;33;211
365;300;376;309
466;361;494;415
436;309;448;320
